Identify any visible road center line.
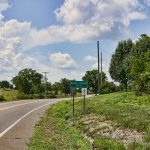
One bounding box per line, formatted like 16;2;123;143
0;101;39;111
0;101;56;138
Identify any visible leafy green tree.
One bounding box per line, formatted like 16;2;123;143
101;81;118;94
110;34;150;94
52;82;61;95
47;82;52;94
31;84;44;94
132;34;150;58
127;35;150;94
131;49;150;94
109;39;134;91
0;80;11;88
60;78;71;96
12;68;43;94
82;70;107;94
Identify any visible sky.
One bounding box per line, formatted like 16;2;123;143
0;0;150;83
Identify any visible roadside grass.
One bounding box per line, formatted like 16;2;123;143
28;102;91;150
28;92;150;150
0;89;18;101
93;137;126;150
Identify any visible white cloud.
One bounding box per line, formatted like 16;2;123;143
49;52;77;69
0;51;82;82
12;53;38;70
55;0;147;40
0;0;148;52
84;55;97;62
55;0;145;25
0;0;10;23
128;12;147;20
144;0;150;6
0;0;149;82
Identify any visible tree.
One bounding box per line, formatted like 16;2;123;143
82;70;107;94
109;35;150;94
52;82;61;95
100;81;118;94
47;82;52;94
0;80;11;89
130;49;150;94
60;78;71;96
31;84;44;94
12;68;43;94
109;39;134;91
132;34;150;58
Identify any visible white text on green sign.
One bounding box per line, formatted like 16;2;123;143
71;81;88;88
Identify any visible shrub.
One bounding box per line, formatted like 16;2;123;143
101;81;118;94
16;92;29;100
0;95;5;101
49;94;57;98
33;94;44;99
133;72;150;95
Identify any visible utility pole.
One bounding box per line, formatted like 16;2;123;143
97;41;100;95
100;51;103;90
42;72;49;99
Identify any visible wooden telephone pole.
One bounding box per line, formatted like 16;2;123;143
97;41;103;95
97;41;100;95
42;72;49;98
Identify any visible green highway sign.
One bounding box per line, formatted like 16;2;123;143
70;81;88;88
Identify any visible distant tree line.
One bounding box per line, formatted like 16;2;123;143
82;70;119;94
109;34;150;95
0;80;13;89
9;68;71;99
3;67;118;99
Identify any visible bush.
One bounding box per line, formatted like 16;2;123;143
33;94;44;99
16;92;29;100
100;81;118;94
0;95;5;101
133;72;150;95
49;94;57;98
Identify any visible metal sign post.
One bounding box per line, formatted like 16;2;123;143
82;88;87;113
73;93;75;116
71;88;76;116
83;95;85;112
70;81;88;115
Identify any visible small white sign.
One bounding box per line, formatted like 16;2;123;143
82;88;87;96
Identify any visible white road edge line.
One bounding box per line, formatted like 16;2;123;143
0;101;57;138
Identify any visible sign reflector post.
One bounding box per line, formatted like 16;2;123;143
82;88;87;112
82;88;87;96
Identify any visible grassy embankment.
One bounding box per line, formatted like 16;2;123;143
0;89;18;101
28;92;150;150
0;89;81;101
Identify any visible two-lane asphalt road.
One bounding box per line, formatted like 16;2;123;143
0;98;68;150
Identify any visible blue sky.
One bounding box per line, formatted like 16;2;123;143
0;0;150;82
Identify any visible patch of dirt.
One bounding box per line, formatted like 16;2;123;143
101;128;144;145
71;113;146;146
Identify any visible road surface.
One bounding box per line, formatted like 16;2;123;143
0;98;69;150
